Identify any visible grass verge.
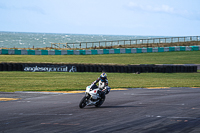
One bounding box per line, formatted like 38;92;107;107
0;72;199;92
0;51;200;65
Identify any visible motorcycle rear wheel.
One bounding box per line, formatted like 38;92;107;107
95;97;105;107
79;96;88;108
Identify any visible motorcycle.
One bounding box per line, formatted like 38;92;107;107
79;84;111;108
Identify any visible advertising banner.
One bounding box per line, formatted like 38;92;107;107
23;64;77;72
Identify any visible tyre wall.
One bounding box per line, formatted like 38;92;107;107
0;63;197;73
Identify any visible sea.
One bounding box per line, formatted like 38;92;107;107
0;31;172;49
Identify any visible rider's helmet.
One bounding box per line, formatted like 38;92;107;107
100;73;107;82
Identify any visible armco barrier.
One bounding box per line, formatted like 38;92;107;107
109;49;114;54
2;49;8;54
67;50;74;55
158;47;164;52
164;47;169;52
48;50;55;55
15;49;21;55
55;50;61;55
153;48;158;52
147;48;152;53
27;50;35;55
190;46;199;51
41;50;48;55
74;50;80;55
91;50;98;55
120;48;126;54
86;50;91;55
103;49;109;54
80;50;86;55
175;47;180;51
21;50;28;55
8;50;15;54
0;63;197;73
35;50;41;55
61;50;67;55
114;49;120;54
169;47;175;52
1;45;199;55
126;48;131;53
97;49;103;54
142;48;147;53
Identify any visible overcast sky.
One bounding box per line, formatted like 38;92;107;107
0;0;200;36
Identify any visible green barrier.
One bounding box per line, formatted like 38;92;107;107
125;48;131;53
2;49;8;54
55;50;61;55
147;48;152;53
41;50;48;55
169;47;175;52
91;50;98;55
15;49;21;55
137;48;142;53
180;46;186;51
114;49;120;54
103;49;109;54
67;50;74;55
190;46;199;51
27;50;35;55
79;50;86;55
158;47;164;52
1;45;199;55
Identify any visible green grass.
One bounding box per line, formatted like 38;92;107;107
0;72;199;92
0;51;200;64
0;51;200;92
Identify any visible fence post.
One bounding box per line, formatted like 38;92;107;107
197;36;198;41
59;43;60;48
86;42;87;49
178;37;179;43
130;40;131;45
136;39;137;45
184;37;185;42
165;38;166;43
99;42;100;47
66;43;67;48
105;42;106;47
124;40;125;46
73;43;74;49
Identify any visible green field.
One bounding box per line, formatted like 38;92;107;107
0;51;200;92
0;72;199;92
0;51;200;64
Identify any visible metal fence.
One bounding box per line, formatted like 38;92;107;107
51;36;199;49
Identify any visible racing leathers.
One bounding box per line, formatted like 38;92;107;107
90;77;110;98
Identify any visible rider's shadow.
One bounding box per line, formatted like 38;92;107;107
84;105;144;109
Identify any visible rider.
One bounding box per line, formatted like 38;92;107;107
90;73;110;98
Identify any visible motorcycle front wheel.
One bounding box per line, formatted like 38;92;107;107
79;96;88;108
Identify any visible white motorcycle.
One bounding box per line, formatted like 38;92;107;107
79;84;111;108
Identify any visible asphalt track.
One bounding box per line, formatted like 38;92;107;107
1;87;200;133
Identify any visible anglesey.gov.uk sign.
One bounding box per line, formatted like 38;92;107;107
24;65;77;72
